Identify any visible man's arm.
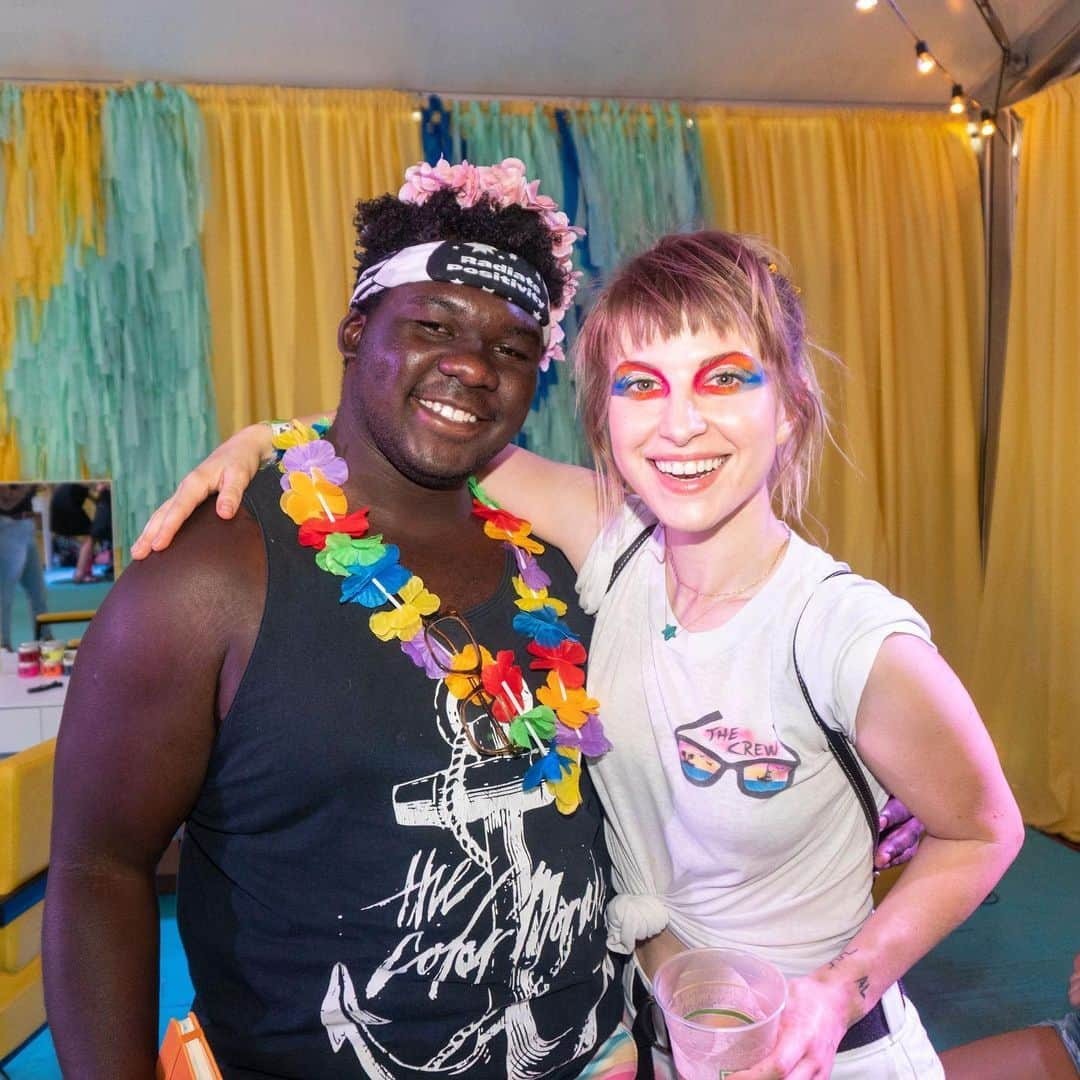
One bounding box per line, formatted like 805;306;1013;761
43;503;265;1078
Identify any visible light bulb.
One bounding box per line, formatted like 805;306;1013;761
949;85;966;115
980;111;996;138
916;42;936;75
854;0;878;11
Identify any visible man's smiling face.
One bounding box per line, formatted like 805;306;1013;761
339;282;544;489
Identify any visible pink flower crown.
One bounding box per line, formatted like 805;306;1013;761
398;157;584;367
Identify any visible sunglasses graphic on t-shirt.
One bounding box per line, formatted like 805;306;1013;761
674;712;801;798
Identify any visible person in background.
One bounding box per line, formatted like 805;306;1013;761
0;483;48;650
132;227;1001;1078
49;481;111;582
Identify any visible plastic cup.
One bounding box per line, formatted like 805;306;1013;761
652;948;786;1079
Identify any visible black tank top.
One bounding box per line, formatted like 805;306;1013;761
178;467;622;1079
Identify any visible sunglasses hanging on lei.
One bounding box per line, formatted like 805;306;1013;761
273;421;611;815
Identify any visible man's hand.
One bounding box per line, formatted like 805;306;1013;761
874;796;924;871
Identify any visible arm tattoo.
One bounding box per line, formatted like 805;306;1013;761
827;947;859;969
855;975;870;999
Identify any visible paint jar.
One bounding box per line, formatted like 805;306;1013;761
17;642;40;664
62;650;77;676
16;642;40;678
40;642;64;677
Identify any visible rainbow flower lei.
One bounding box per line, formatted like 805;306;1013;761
275;422;610;815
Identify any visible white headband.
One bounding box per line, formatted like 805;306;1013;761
350;240;551;346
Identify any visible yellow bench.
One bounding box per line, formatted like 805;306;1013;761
0;738;54;1062
34;609;97;637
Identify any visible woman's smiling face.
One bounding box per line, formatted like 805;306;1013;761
606;324;791;538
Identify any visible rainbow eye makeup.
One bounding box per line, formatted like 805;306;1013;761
611;362;669;400
694;352;766;395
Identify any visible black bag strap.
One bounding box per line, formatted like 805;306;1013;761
606;524;657;594
792;569;880;851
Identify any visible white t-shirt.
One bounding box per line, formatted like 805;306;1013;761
577;500;933;978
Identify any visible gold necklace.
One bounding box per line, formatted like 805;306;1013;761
666;528;791;632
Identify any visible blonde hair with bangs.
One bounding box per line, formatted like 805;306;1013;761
574;230;827;525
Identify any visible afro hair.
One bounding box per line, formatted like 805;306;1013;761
352;188;570;311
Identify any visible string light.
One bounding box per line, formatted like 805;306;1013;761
411;109;423;122
856;0;1012;137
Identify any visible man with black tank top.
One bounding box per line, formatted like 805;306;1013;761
44;162;625;1078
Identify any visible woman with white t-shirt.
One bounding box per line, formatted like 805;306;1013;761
132;230;1022;1078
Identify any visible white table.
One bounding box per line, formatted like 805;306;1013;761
0;671;66;753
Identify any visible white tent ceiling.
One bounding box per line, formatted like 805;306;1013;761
1;0;1073;107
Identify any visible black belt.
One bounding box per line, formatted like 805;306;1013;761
629;967;899;1078
837;988;894;1052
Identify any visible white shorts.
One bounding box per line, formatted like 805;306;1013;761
625;957;944;1079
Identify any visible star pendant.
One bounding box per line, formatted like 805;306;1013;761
661;623;678;641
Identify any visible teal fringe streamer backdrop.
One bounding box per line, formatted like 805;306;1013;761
4;83;216;556
449;99;706;465
568;102;704;274
3;85;704;526
452;101;582;462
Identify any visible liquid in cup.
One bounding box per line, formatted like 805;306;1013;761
652;948;786;1079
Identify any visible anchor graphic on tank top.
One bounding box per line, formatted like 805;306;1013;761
319;679;615;1078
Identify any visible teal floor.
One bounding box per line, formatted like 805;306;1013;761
10;828;1078;1076
903;827;1079;1049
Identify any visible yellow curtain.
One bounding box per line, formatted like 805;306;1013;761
696;107;984;674
187;86;422;433
0;86;104;478
971;74;1080;840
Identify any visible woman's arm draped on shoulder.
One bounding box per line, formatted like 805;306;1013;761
131;411;334;558
131;414;604;572
480;445;601;571
733;634;1024;1080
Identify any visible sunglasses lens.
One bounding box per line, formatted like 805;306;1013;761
677;737;723;785
461;691;514;755
740;761;795;795
425;614;479;673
